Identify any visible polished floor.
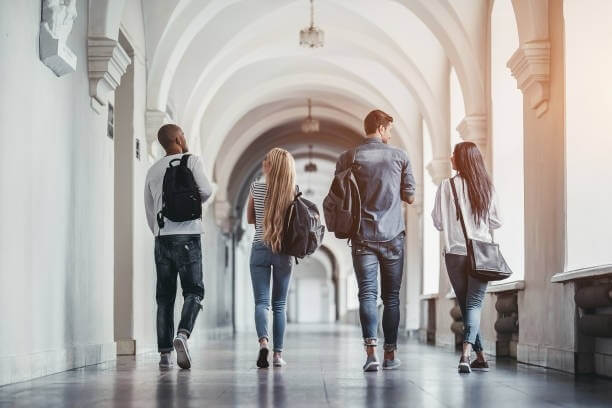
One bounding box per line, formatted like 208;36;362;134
1;324;611;407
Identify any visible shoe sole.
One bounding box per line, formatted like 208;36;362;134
471;367;490;372
173;337;192;369
383;364;401;370
458;363;471;373
257;348;269;368
363;362;380;372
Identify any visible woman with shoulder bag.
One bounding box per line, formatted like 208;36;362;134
432;142;503;373
247;148;296;368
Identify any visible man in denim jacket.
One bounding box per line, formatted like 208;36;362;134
334;110;416;371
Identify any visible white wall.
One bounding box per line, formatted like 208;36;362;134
0;0;115;385
564;0;612;271
490;0;524;282
296;279;326;323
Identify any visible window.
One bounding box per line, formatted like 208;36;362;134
490;0;524;282
450;68;464;151
564;0;612;271
422;120;440;295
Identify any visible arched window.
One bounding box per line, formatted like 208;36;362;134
450;68;464;151
564;1;612;272
423;120;440;295
490;0;524;282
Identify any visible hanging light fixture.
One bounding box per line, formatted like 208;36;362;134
304;145;316;196
304;144;318;173
299;0;324;48
301;98;319;134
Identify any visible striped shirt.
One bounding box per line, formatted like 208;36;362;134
250;181;268;243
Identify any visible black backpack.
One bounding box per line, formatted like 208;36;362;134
282;189;325;262
157;154;201;231
323;150;361;239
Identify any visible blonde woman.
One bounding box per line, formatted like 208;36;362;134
247;148;296;368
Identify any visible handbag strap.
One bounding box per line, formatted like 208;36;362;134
449;177;470;246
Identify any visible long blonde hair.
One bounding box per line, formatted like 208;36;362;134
263;148;296;253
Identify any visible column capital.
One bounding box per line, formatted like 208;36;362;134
88;37;131;113
456;115;488;157
426;158;451;185
507;41;551;118
145;110;171;159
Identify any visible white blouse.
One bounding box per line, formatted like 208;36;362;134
431;176;502;255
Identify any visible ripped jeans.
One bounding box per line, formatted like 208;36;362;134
155;234;205;353
352;232;405;351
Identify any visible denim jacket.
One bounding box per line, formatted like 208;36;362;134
335;137;416;242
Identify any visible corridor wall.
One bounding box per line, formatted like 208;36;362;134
0;0;234;385
0;1;117;385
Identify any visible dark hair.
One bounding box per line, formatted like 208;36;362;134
453;142;493;226
364;109;393;135
157;124;182;149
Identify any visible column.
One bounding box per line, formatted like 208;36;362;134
456;115;488;161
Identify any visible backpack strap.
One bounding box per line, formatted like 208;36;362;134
180;153;191;167
350;149;357;167
449;176;469;246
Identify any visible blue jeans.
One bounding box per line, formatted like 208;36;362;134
249;242;293;352
351;232;405;351
155;234;204;353
445;253;488;352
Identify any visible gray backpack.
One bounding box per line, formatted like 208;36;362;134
323;150;361;239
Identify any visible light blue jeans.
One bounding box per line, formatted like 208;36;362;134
445;253;488;352
250;242;293;352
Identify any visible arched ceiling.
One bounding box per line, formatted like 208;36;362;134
141;0;486;240
143;0;486;164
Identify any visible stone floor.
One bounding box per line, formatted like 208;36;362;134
1;324;611;407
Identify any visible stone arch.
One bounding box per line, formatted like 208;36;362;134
197;72;416;175
145;0;470;161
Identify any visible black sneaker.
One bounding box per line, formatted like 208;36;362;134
458;355;471;373
158;352;173;369
256;347;270;368
470;360;489;372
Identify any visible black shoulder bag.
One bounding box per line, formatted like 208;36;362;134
449;177;512;282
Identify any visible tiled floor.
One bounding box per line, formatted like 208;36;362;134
1;325;611;407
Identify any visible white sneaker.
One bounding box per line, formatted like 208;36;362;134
173;334;192;369
273;356;287;367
